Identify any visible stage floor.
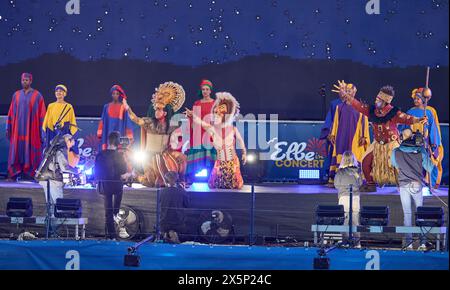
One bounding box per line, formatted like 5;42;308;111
0;181;448;243
0;240;448;270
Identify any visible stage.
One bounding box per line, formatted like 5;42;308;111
0;181;447;246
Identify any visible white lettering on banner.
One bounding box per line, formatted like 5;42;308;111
365;250;380;270
65;250;80;270
66;0;81;15
366;0;381;15
76;138;93;158
270;140;315;161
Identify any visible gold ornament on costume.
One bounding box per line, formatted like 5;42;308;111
151;81;185;112
377;91;393;104
423;88;432;99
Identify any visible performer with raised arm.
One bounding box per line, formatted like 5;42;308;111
339;81;427;192
327;81;370;187
185;92;247;189
185;79;217;183
123;82;187;187
6;73;46;180
97;85;134;151
42;84;79;167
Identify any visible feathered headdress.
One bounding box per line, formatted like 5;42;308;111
211;92;240;126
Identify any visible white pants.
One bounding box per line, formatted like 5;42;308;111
40;180;64;217
338;196;360;238
399;182;423;244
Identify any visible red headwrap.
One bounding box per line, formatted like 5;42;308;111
110;84;127;99
200;79;213;89
21;72;33;82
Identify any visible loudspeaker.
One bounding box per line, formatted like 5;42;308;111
415;206;444;227
54;198;82;218
6;197;33;217
360;206;389;226
315;205;345;225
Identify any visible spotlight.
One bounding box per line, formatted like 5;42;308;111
84;167;93;176
246;153;256;163
132;150;148;164
242;150;263;183
194;169;208;178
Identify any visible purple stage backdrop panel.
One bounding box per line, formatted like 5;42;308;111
0;116;448;185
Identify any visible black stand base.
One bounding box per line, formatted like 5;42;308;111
124;254;140;267
313;257;330;270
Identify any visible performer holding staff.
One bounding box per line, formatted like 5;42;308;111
402;68;443;188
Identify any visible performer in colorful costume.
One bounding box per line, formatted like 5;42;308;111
42;84;79;167
319;96;342;184
123;82;187;187
97;85;134;151
6;73;46;179
340;82;427;192
185;79;217;182
186;92;247;189
327;81;370;186
401;88;443;188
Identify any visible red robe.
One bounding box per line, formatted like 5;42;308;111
6;89;46;178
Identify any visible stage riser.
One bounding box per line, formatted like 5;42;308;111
0;186;447;242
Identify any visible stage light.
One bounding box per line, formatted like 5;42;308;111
84;167;93;176
6;197;33;217
132;150;148;164
415;207;444;227
246;153;256;163
422;187;431;196
299;169;320;180
315;205;345;225
190;182;210;192
54;198;82;218
195;168;208;178
359;206;389;226
242;150;263;183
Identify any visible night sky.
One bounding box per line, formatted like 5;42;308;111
0;0;448;68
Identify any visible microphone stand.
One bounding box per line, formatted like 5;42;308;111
45;179;51;239
348;184;354;247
